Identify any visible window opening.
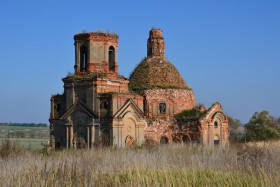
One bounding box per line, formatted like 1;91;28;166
80;46;87;72
100;100;109;117
100;101;108;110
214;121;218;128
159;103;166;114
56;104;61;112
109;46;115;71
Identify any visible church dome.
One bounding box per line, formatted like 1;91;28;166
129;57;188;90
129;29;188;90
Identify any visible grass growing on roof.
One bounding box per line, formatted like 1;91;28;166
175;109;207;122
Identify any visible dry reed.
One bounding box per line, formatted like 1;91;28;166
0;142;280;186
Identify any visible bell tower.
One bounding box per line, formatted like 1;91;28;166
147;29;165;58
74;32;119;75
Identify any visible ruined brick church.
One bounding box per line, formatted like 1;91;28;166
49;29;229;149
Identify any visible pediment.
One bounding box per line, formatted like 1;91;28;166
113;99;145;120
60;100;98;121
200;102;228;123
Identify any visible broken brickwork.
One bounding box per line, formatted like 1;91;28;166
142;89;196;118
147;29;165;58
144;118;201;144
74;32;119;75
49;29;229;149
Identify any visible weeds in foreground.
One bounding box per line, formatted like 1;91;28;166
0;141;280;186
0;138;23;158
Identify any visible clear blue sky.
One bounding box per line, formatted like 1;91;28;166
0;1;279;124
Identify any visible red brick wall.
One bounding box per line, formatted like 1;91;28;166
112;94;144;114
95;79;129;94
144;118;201;144
74;33;118;43
143;89;196;118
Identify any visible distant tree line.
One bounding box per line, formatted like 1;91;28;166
0;123;48;127
228;111;280;142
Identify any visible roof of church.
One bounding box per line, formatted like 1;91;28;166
129;57;189;90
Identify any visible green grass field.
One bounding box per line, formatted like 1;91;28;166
0;126;48;130
0;126;49;150
0;137;49;150
0;125;49;139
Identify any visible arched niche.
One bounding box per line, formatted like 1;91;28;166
123;117;136;138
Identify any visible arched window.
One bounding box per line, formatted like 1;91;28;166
109;46;115;71
214;121;218;128
80;46;87;72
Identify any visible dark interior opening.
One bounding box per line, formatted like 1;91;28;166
159;103;166;114
109;46;115;71
80;46;87;72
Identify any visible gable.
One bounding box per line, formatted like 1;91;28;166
199;102;228;124
60;99;98;121
113;99;145;121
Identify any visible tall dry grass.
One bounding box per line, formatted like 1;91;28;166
1;142;280;186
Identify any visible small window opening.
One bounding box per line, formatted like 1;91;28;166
214;121;218;129
100;101;108;110
56;104;61;112
80;46;87;72
159;103;166;114
109;46;115;71
158;41;161;54
148;43;152;56
151;45;154;55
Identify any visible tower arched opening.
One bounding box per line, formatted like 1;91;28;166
109;46;115;71
80;46;88;72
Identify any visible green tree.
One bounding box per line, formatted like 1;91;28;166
244;111;280;141
228;116;243;142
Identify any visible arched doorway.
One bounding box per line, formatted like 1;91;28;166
77;136;87;148
214;135;220;146
125;135;134;147
55;136;62;149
